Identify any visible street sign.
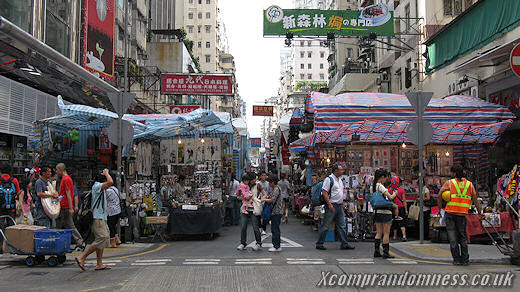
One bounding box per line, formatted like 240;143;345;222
107;119;134;146
108;92;135;117
406;119;433;146
510;43;520;78
253;105;274;116
406;92;433;116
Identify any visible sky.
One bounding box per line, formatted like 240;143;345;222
219;0;293;138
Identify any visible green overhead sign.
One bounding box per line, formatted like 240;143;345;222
263;4;394;37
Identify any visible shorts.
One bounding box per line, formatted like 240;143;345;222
92;219;110;249
374;209;393;224
107;214;120;238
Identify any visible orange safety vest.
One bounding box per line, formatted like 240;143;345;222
445;178;473;215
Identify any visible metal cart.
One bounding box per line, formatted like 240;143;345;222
0;215;72;267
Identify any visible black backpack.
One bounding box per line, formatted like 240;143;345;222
0;177;16;209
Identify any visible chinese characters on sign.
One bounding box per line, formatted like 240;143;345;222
161;74;234;95
263;4;394;36
169;105;201;114
253;105;274;117
250;138;262;148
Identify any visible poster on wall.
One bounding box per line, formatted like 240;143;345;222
83;0;116;81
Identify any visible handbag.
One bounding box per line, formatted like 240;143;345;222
408;201;420;221
252;186;263;216
42;181;60;220
367;191;394;209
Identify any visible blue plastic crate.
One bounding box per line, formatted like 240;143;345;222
34;229;72;254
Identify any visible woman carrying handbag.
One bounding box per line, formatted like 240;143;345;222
370;169;396;259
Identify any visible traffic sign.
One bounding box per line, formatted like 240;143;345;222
108;92;135;117
406;119;433;146
107;119;134;146
510;43;520;78
406;92;433;116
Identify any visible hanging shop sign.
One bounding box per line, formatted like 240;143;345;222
263;4;394;37
83;0;116;81
250;138;262;148
161;74;234;95
169;105;201;114
253;105;274;116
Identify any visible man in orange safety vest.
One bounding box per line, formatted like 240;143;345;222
437;164;483;266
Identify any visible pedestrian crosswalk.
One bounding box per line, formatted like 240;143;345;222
131;259;171;266
287;258;325;265
235;258;272;265
337;258;374;265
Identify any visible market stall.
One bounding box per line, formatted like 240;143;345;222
126;111;235;238
289;92;516;240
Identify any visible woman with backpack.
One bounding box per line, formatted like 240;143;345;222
372;169;397;259
16;179;35;225
106;186;122;248
261;174;283;252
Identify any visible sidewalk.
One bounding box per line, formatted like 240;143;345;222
391;241;511;264
0;242;157;265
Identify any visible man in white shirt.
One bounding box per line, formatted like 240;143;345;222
228;176;240;226
316;164;355;250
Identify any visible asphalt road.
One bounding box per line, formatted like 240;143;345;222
1;216;519;291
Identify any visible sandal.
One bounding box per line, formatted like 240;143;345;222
75;257;86;271
95;266;112;271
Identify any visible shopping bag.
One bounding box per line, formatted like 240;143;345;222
408;201;420;221
253;197;263;216
367;192;393;209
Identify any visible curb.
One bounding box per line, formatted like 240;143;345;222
391;245;512;265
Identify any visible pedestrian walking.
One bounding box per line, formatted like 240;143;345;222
278;173;291;223
236;173;262;251
372;169;396;259
437;164;483;266
34;166;56;228
261;174;283;252
106;185;122;248
55;163;85;249
391;177;408;241
312;170;327;231
75;169;113;271
257;172;270;235
16;179;35;225
229;175;240;226
315;164;355;250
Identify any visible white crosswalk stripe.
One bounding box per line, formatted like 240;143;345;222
131;259;171;266
235;258;272;265
287;258;325;265
183;259;220;265
337;258;374;265
388;259;418;264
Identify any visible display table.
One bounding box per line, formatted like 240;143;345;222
466;212;515;242
168;205;221;236
145;216;169;242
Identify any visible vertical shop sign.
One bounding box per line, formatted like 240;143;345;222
83;0;116;81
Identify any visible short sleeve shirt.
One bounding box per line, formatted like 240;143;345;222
59;175;74;209
105;187;121;217
278;180;290;199
34;178;48;207
322;175;345;203
394;188;406;207
92;182;107;220
268;186;283;215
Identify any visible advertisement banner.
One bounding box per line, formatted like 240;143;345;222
161;74;234;95
253;105;274;116
83;0;116;80
263;4;394;36
250;138;262;148
169;105;201;114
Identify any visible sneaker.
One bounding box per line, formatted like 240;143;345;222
252;244;262;251
268;247;282;252
394;216;403;221
315;245;326;250
236;244;246;251
261;230;267;236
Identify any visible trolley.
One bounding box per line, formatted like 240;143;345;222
0;215;73;267
479;217;520;266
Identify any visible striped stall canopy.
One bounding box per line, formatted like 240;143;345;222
35;97;147;133
131;110;227;139
305;92;320;117
289;119;513;150
310;92;516;131
290;107;304;127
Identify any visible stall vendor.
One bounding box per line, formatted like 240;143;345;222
171;175;187;207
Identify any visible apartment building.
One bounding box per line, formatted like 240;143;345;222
184;0;219;73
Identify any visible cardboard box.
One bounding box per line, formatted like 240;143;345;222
2;224;46;253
